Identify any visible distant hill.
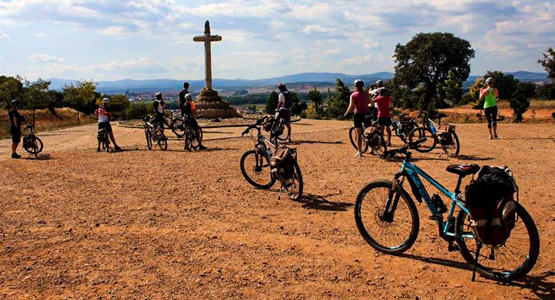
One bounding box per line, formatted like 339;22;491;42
48;71;547;94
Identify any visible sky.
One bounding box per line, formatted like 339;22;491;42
0;0;554;81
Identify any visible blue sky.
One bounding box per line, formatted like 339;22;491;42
0;0;554;81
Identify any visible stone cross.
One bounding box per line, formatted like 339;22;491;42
193;20;222;90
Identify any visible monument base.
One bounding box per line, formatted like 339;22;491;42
196;88;240;119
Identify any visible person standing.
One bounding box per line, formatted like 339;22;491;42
369;80;385;121
8;99;25;159
95;98;121;152
276;82;292;142
182;95;207;151
153;92;169;129
344;79;370;157
479;77;499;139
371;88;393;146
178;82;191;117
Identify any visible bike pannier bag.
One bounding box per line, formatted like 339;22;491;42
270;146;296;181
263;116;275;132
464;166;517;245
437;124;454;134
364;127;381;147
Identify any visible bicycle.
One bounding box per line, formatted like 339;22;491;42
183;115;204;151
390;113;418;143
240;116;303;200
97;128;111;152
22;122;43;158
354;139;539;281
143;116;168;151
348;115;387;156
169;111;188;138
407;110;460;157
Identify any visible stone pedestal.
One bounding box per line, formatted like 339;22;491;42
196;88;239;119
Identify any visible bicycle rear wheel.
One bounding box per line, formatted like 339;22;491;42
440;131;460;157
240;150;276;189
455;203;540;281
407;127;436;153
171;119;185;137
354;180;419;254
24;136;43;157
191;128;203;149
157;132;167;151
284;161;303;200
349;127;368;153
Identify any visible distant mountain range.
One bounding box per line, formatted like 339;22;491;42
48;71;547;94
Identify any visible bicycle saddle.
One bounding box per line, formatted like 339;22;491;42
437;113;447;118
446;164;480;177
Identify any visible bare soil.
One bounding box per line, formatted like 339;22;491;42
1;119;554;299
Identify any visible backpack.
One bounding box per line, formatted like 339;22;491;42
270;146;296;181
282;92;292;109
364;127;381;147
464;166;518;245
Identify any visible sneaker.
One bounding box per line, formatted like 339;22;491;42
97;148;101;152
199;145;207;151
355;151;362;157
11;153;21;159
115;145;121;151
489;136;493;140
494;135;499;139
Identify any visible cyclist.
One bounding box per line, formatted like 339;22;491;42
479;77;499;139
182;94;207;150
344;79;371;157
152;92;169;129
8;99;25;159
178;82;191;117
276;82;292;142
369;80;385;121
371;88;393;146
95;98;121;152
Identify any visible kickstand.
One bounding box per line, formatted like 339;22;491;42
278;183;283;201
472;242;482;281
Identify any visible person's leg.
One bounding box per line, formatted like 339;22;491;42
492;107;498;138
485;108;493;139
108;132;120;149
286;124;291;140
386;126;392;145
12;142;18;154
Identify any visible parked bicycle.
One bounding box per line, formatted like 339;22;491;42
143;116;168;151
354;139;539;281
348;117;388;156
240;116;303;200
97;128;110;152
183;115;204;151
390;113;418;143
22;122;43;158
407;110;460;157
169;111;188;138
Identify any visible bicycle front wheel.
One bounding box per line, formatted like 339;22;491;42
408;127;437;153
354;180;419;254
191;128;203;149
240;150;276;189
157;133;167;151
284;161;303;201
440;131;460;157
171;119;185;138
145;129;152;150
455;203;540;281
24;136;43;156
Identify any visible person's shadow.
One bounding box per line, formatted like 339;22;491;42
297;193;352;212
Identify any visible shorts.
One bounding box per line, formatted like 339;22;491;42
378;117;392;127
353;112;371;128
98;122;113;133
277;109;291;125
10;127;21;143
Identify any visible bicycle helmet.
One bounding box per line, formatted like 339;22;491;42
183;82;190;89
185;92;193;101
354;79;364;88
155;92;163;100
11;99;19;106
102;97;110;104
277;82;286;91
485;77;494;85
376;80;384;87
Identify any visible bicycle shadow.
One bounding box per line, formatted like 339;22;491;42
511;272;555;300
397;253;473;271
297;193;353;212
287;140;344;145
456;155;494;161
24;153;53;160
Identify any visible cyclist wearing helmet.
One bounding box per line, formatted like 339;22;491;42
95;98;121;152
152;92;169;129
178;82;191;117
479;77;499;139
371;88;393;146
276;82;293;142
344;79;371;157
8;99;25;158
182;95;207;150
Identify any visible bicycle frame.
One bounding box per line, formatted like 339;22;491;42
390;158;474;239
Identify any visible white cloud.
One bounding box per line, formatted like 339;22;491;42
27;53;65;63
363;41;381;50
341;55;372;66
92;57;167;74
99;26;125;36
0;30;12;43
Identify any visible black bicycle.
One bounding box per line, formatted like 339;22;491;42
348;116;387;156
407;110;460;157
143;116;167;151
240;116;303;200
97;128;110;152
183;116;204;151
390;113;418;143
23;122;43;158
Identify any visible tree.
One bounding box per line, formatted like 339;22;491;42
308;87;323;108
442;70;463;105
469;77;485;108
326;79;351;118
538;47;555;81
510;82;535;122
0;75;24;109
100;94;130;119
63;80;97;124
393;32;475;108
483;71;519;100
290;92;307;115
265;91;279;114
537;83;555;100
23;78;51;123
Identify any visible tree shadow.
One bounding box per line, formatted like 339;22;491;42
456;155;494;161
287;140;344;145
297;193;353;212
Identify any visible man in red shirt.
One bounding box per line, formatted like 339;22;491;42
371;88;393;146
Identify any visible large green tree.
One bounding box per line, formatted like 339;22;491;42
23;78;52;123
442;70;463;105
326;79;351;118
538;47;555;81
63;80;97;124
511;82;535;122
393;32;475;108
0;75;24;109
483;71;519;100
265;91;279;114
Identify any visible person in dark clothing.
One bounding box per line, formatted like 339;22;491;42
182;96;206;150
152;92;169;129
178;82;191;117
8;99;25;159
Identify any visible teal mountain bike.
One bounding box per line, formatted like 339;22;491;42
354;138;539;281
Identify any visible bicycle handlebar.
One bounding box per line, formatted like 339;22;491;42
241;116;268;137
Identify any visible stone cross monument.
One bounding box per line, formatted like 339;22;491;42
192;20;238;119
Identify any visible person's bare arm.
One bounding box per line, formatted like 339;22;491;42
344;95;354;118
494;89;499;97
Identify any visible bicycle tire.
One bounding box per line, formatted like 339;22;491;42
441;131;460;157
145;129;153;150
284;161;303;201
24;135;44;156
191;128;203;149
455;203;540;282
349;127;369;153
354;180;420;254
171;119;185;138
103;139;110;152
157;132;168;151
240;150;276;189
407;127;437;153
369;132;387;156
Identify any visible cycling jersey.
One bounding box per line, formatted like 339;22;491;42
483;88;497;109
96;106;111;123
352;91;369;114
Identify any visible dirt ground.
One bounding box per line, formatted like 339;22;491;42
0;119;554;299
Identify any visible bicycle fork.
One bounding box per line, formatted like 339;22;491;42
382;174;405;223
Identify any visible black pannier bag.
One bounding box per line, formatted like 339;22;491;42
270;146;296;181
364;127;381;147
465;166;518;245
263;116;275;132
437;124;455;145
